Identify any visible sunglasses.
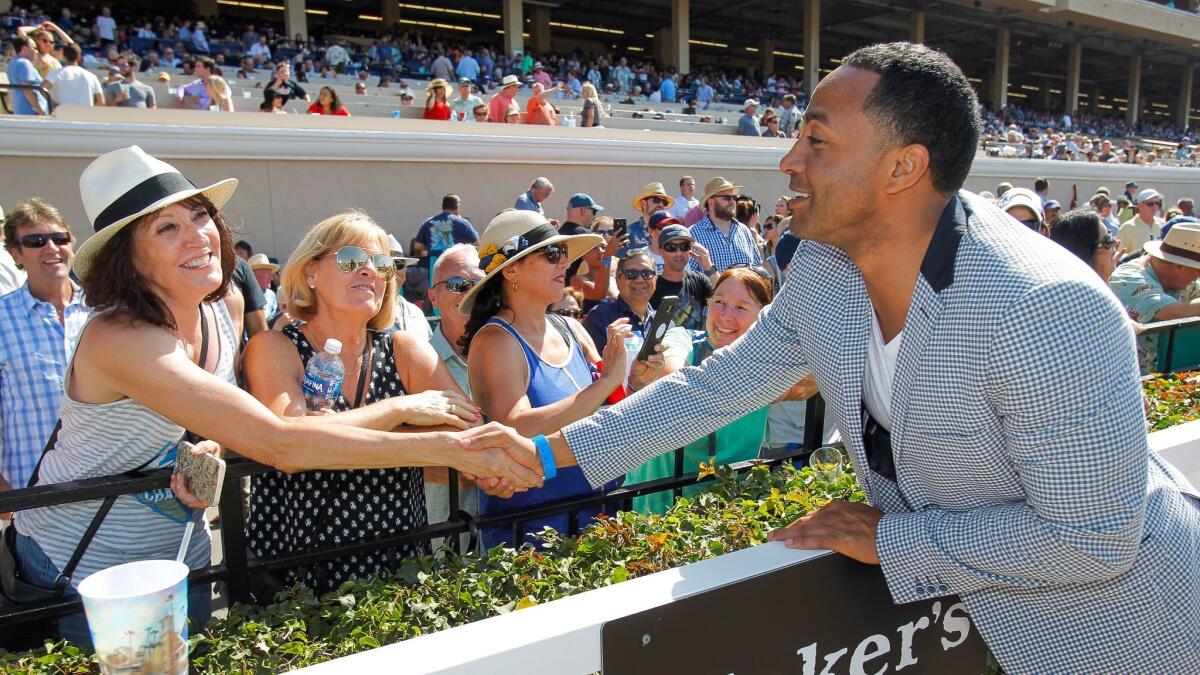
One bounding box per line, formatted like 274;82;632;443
712;194;737;204
620;268;657;280
333;245;396;280
661;241;691;253
646;197;669;206
1144;200;1163;207
541;243;568;265
1097;235;1115;251
433;276;479;294
763;222;776;231
593;229;614;237
20;232;72;249
725;262;772;280
1018;218;1041;230
551;307;581;318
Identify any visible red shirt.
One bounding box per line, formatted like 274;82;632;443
424;100;451;120
525;97;557;126
306;102;350;116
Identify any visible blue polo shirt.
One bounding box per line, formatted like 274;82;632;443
514;191;543;214
416;212;479;255
582;296;653;353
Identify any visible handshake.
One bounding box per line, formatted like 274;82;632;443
449;422;550;496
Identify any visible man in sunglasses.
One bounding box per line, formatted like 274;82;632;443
1117;188;1165;255
0;199;90;511
627;182;676;251
583;250;658;353
651;224;712;331
689;176;763;281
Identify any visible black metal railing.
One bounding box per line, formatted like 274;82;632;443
0;83;55;115
0;397;827;631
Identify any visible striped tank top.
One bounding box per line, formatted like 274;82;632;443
15;301;237;586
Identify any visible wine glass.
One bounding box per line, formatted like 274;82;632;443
808;446;844;482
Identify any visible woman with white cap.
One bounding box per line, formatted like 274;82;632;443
461;210;631;547
10;147;541;645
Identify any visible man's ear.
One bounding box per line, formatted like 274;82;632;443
882;143;930;195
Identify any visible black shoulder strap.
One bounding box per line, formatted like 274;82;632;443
25;420;61;489
546;312;577;351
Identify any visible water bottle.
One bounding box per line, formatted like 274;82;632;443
302;339;344;413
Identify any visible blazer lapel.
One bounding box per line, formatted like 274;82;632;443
889;278;944;462
835;269;873;502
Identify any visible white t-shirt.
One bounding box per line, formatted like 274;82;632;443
46;65;102;107
0;247;27;296
96;15;116;41
863;306;902;431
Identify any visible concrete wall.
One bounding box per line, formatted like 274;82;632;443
2;110;1200;262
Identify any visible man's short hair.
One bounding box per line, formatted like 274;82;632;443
1034;177;1049;193
531;177;553;190
11;36;34;52
196;56;216;71
432;242;480;280
4;198;69;251
61;43;81;64
679;175;694;187
841;42;980;195
442;194;461;211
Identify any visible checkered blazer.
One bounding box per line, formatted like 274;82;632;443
563;191;1200;673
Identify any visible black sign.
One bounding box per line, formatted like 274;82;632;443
602;551;988;674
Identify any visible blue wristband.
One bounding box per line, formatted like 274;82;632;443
532;434;557;480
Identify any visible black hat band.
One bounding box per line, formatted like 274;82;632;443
93;172;198;233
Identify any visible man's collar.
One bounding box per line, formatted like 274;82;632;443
920;194;968;294
613;295;651;321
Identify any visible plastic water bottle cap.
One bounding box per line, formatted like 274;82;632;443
324;339;343;355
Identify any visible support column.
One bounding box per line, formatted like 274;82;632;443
530;6;551;56
193;0;218;17
654;28;673;70
1178;65;1194;131
1065;42;1081;116
910;10;925;44
284;0;307;42
671;0;689;75
1040;77;1052;110
381;0;400;31
502;0;523;58
1127;53;1142;125
1088;84;1100;114
803;0;819;96
992;26;1009;112
759;36;775;75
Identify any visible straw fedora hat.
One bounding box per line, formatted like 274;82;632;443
247;253;279;272
427;78;451;93
631;182;675;212
1144;221;1200;270
460;210;601;314
75;146;237;279
700;176;743;208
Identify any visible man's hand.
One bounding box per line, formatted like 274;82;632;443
690;242;714;272
456;422;543;493
767;500;884;565
775;374;819;402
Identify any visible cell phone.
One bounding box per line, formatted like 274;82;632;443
173;441;226;506
613;218;627;235
637;296;679;361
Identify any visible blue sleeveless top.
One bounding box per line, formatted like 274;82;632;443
479;316;617;547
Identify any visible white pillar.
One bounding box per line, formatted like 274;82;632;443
910;10;925;44
285;0;307;42
1127;53;1142;125
1065;42;1082;115
803;0;819;96
992;26;1009;112
672;0;689;75
502;0;524;58
1178;65;1194;131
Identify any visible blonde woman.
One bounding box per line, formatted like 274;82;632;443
580;82;604;128
205;74;235;111
240;210;528;592
424;78;451;120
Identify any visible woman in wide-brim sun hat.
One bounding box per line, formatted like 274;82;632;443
13;146;543;648
458;209;631;548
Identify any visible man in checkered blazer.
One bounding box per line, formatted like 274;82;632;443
535;43;1200;672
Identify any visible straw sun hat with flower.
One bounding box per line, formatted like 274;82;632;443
460;210;601;314
75;145;237;279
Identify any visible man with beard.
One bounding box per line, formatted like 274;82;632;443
649;222;712;331
512;42;1200;673
688;177;762;279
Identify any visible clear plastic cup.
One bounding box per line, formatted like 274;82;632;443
78;560;190;675
808;446;845;482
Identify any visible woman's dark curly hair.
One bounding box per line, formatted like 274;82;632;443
459;273;507;357
82;194;236;330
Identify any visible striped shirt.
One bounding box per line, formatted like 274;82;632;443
16;301;237;585
0;282;90;487
687;216;762;274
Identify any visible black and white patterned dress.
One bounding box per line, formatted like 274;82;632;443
245;324;429;594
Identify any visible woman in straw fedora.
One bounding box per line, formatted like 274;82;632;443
460;210;634;547
11;147;542;646
424;77;452;121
